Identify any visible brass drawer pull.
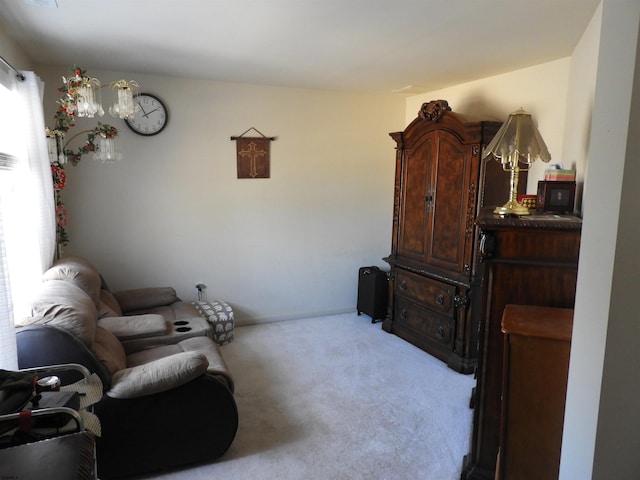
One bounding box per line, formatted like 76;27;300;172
400;309;408;319
436;294;445;305
399;280;407;290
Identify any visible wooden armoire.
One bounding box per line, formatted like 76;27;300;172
382;100;520;373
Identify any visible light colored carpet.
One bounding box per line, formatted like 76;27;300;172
143;312;475;479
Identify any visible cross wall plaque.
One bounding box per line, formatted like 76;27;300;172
231;128;276;179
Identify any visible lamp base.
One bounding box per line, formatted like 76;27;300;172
494;200;530;216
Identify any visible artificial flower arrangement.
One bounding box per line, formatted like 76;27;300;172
48;65;121;246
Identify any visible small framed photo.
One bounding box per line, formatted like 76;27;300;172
537;181;576;213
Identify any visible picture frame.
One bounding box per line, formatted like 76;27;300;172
536;181;576;213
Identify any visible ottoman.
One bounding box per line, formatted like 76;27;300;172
193;300;235;345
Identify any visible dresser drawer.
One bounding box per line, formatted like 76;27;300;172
395;269;455;317
394;297;453;348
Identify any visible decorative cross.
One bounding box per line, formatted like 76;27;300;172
238;141;268;178
231;128;275;179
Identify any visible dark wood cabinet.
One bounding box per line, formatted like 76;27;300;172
497;304;573;480
395;125;477;275
461;211;581;480
383;100;519;373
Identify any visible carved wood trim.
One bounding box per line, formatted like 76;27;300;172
466;182;476;238
418;99;452;122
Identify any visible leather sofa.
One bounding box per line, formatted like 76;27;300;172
16;256;238;479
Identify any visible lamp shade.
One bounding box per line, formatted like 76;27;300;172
483;108;551;166
483;108;551;216
109;80;140;119
94;135;122;164
74;75;104;118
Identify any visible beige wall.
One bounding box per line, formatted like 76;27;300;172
36;65;405;324
559;4;605;477
0;26;32;72
562;1;640;478
405;58;571;197
561;5;602;215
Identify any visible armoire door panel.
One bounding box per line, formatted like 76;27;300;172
398;137;433;259
429;133;475;272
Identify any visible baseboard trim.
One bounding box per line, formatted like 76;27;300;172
235;307;355;327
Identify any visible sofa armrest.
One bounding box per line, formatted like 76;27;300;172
107;352;209;399
112;287;179;313
97;314;168;340
16;325;112;390
95;374;237;479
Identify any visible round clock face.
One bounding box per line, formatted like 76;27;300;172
125;93;168;136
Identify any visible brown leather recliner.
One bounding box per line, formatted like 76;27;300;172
16;256;238;479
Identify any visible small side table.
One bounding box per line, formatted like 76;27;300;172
193;300;235;345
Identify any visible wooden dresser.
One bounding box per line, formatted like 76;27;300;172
382;100;521;374
461;210;581;480
496;304;573;480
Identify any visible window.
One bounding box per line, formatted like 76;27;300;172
0;77;20;369
0;69;56;369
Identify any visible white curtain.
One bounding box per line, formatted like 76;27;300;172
0;70;56;369
0;217;15;369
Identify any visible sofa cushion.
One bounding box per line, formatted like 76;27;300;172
113;287;179;313
98;289;123;317
92;326;127;374
126;337;234;393
43;256;102;306
97;314;168;340
129;305;177;322
107;351;209;399
21;280;97;347
123;301;200;324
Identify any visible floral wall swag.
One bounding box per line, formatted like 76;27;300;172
47;65;122;248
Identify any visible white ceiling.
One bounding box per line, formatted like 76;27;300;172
0;0;600;94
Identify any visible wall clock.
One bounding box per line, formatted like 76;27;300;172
125;93;168;136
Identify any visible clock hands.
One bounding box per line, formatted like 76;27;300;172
136;103;159;118
137;103;148;116
136;101;160;118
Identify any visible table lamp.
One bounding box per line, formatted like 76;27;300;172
483;108;551;215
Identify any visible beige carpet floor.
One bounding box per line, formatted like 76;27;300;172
138;312;475;480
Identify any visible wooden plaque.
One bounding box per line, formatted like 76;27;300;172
236;137;270;178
